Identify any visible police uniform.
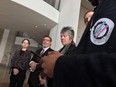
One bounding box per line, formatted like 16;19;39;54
53;0;116;87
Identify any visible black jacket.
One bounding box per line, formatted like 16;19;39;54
28;48;53;87
59;42;76;55
10;50;31;70
53;0;116;87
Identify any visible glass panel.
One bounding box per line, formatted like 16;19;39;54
43;0;61;10
16;31;32;38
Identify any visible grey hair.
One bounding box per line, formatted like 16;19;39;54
60;26;74;39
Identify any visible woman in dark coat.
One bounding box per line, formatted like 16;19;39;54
9;39;31;87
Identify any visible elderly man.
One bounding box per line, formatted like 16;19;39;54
59;26;76;55
28;36;54;87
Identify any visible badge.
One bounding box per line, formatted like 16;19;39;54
90;18;114;45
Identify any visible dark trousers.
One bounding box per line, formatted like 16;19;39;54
28;82;44;87
9;69;26;87
29;83;35;87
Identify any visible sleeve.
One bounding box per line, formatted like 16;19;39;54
53;52;116;87
31;50;40;62
26;51;32;69
10;51;18;69
36;64;43;71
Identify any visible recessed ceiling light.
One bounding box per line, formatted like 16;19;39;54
35;26;38;28
44;24;47;26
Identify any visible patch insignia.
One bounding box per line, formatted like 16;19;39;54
90;18;114;45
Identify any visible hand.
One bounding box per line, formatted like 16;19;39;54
39;75;46;85
13;68;19;75
41;51;63;78
30;61;38;71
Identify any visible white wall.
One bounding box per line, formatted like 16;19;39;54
0;29;9;63
50;0;81;50
49;25;59;50
76;6;88;45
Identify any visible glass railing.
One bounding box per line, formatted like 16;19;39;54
43;0;61;10
16;31;32;38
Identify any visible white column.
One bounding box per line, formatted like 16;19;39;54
0;29;9;63
50;0;81;50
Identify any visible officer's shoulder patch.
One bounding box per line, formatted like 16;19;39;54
90;18;114;45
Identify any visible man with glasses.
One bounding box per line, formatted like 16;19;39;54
28;36;54;87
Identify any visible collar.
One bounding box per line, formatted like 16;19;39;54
43;47;50;53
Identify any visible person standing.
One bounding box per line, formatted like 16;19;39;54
9;39;31;87
59;26;76;55
28;36;54;87
40;26;76;87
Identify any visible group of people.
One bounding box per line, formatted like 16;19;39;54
9;0;116;87
9;26;76;87
41;0;116;87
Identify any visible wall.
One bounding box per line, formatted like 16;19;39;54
1;30;16;65
0;29;4;44
76;6;88;45
50;0;81;50
0;29;9;63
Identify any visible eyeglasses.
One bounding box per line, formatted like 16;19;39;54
22;42;29;44
43;39;51;41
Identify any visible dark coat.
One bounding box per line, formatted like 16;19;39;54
28;48;54;87
59;42;76;55
53;0;116;87
10;50;31;70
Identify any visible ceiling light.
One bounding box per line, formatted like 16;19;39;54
44;24;46;26
35;26;38;28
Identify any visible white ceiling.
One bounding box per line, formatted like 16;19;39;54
0;0;57;43
0;0;93;43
